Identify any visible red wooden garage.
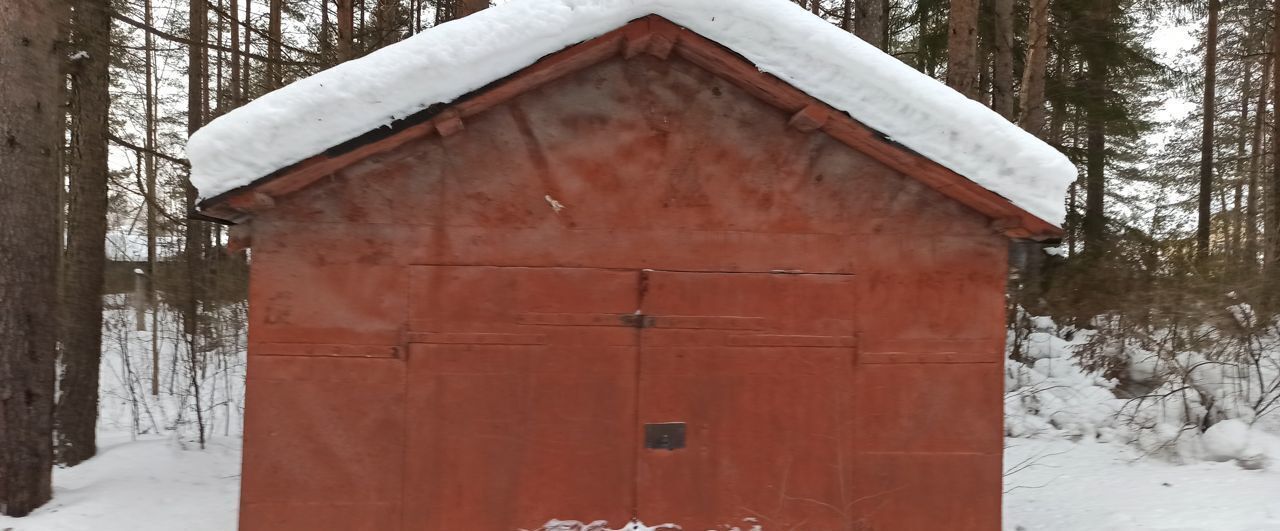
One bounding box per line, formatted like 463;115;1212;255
189;1;1072;529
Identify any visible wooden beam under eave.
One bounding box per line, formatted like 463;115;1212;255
667;25;1062;240
197;23;635;219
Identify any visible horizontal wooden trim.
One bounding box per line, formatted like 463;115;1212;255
727;334;856;348
253;342;400;358
518;312;631;327
405;332;547;345
652;315;766;330
860;352;996;364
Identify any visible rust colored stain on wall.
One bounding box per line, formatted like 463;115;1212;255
235;51;1009;530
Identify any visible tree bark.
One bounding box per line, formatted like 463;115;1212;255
337;0;354;60
187;0;208;449
1083;53;1108;251
1232;51;1251;273
992;0;1015;119
0;0;67;516
242;0;252;99
144;0;160;396
1197;0;1220;260
1019;0;1051;136
56;0;111;468
437;0;487;23
375;0;401;46
1268;0;1280;295
320;0;332;60
229;0;240;105
460;0;488;17
267;0;282;89
946;0;980;99
1246;42;1270;272
854;0;886;49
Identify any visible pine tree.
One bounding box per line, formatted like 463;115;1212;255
0;0;68;515
56;0;112;467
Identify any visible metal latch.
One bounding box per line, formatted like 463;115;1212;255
644;422;686;450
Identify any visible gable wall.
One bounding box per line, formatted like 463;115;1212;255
237;54;1008;530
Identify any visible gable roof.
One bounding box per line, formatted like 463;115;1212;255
189;0;1074;238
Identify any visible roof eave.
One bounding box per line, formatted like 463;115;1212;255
195;15;1064;241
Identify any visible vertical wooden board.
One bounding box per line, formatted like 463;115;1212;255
636;346;855;530
238;357;404;530
848;453;1002;531
402;266;640;529
402;343;636;530
853;362;1003;453
249;257;407;345
636;271;857;529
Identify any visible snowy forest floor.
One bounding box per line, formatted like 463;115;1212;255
0;433;1275;530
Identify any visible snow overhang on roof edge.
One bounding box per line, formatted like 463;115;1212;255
187;0;1075;228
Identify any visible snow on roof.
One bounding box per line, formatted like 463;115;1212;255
186;0;1076;225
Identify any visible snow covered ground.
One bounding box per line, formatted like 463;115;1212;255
1005;438;1280;531
0;432;241;531
0;433;1276;530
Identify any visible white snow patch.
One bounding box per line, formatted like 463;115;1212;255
0;434;241;531
1203;419;1253;462
530;519;681;531
186;0;1074;225
1005;438;1280;531
69;50;90;61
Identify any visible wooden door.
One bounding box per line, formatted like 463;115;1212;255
635;271;858;530
401;267;856;530
402;266;640;530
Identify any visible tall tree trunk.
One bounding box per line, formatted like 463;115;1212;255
459;0;488;18
946;0;980;98
1232;56;1251;273
337;0;355;60
1268;0;1280;297
375;0;401;47
0;0;67;516
144;0;160;396
229;0;241;105
242;0;252;99
187;0;208;449
854;0;887;49
56;0;111;468
320;0;332;61
1083;52;1108;251
214;0;224;115
267;0;282;89
1197;0;1220;260
992;0;1015;119
1019;0;1051;136
1246;43;1270;272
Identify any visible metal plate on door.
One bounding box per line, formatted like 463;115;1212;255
644;422;686;450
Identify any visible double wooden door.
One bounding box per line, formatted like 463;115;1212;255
403;266;857;530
